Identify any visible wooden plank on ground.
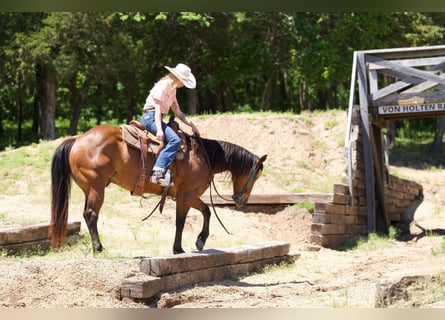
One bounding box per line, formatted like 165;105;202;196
201;193;333;205
122;241;298;300
0;221;81;245
122;255;297;299
140;240;290;276
0;221;81;253
0;234;80;253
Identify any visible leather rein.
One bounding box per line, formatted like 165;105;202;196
141;134;259;237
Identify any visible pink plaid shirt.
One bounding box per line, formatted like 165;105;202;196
144;78;178;115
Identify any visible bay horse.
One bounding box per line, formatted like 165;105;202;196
50;124;267;254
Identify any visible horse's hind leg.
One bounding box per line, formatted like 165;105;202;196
83;187;105;252
191;198;211;251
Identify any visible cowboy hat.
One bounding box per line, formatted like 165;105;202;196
165;63;196;89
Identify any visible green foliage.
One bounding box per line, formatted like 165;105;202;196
293;201;314;213
2;12;445;149
431;236;445;256
235;104;255;113
324;119;339;130
389;118;443;167
340;227;400;251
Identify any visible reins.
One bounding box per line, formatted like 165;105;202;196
141;196;160;221
140;134;232;235
196;136;232;235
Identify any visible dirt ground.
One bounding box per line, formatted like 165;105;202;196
1;111;445;308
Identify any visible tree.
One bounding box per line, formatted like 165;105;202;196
0;12;47;146
11;13;57;140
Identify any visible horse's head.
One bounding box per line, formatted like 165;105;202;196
232;154;267;207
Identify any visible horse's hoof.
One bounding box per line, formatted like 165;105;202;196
173;248;185;254
195;238;205;251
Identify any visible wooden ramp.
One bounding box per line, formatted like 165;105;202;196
121;241;298;300
0;221;81;254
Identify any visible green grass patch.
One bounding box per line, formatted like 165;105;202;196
431;236;445;256
324;119;339;130
339;226;400;251
293;201;314;213
311;138;326;150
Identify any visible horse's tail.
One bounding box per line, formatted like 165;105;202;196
50;138;75;249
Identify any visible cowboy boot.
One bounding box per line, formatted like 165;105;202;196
150;167;174;187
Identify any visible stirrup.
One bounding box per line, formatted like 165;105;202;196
150;169;174;187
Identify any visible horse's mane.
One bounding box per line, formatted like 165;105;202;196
191;136;259;177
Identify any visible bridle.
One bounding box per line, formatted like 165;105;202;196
197;137;263;235
231;160;263;204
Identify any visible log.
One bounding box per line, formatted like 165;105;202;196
0;234;81;253
140;240;290;276
121;241;299;300
201;193;333;205
122;255;296;299
0;221;81;253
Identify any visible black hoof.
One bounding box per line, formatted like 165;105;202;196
173;248;185;254
195;238;205;251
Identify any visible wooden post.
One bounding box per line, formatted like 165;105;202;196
357;52;376;233
371;123;389;234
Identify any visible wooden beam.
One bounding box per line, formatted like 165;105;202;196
139;241;291;276
360;45;445;60
121;241;298;300
358;52;377;233
200;193;333;205
371;124;389;234
0;221;81;253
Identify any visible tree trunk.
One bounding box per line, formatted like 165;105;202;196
260;71;276;111
431;116;445;153
387;120;397;150
0;105;3;138
187;89;199;114
68;73;82;136
16;75;24;143
224;83;234;112
299;82;306;112
317;89;328;111
36;63;56;140
279;70;289;111
32;92;39;134
126;95;136;124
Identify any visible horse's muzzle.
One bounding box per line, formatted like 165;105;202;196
232;194;247;207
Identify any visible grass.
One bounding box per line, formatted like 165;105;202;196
324;119;339;130
311;138;326;150
293;201;314;213
331;289;350;308
431;236;445;256
339;226;400;252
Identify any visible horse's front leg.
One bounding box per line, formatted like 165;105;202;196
191;198;211;251
173;199;190;254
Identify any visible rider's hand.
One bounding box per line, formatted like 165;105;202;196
190;122;200;137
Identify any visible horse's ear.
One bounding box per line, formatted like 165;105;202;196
257;155;267;164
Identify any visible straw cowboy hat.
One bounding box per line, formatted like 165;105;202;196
165;63;196;89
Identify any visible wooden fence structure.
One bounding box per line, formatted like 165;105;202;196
311;45;445;247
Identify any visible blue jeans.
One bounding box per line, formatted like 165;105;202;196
141;110;180;170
